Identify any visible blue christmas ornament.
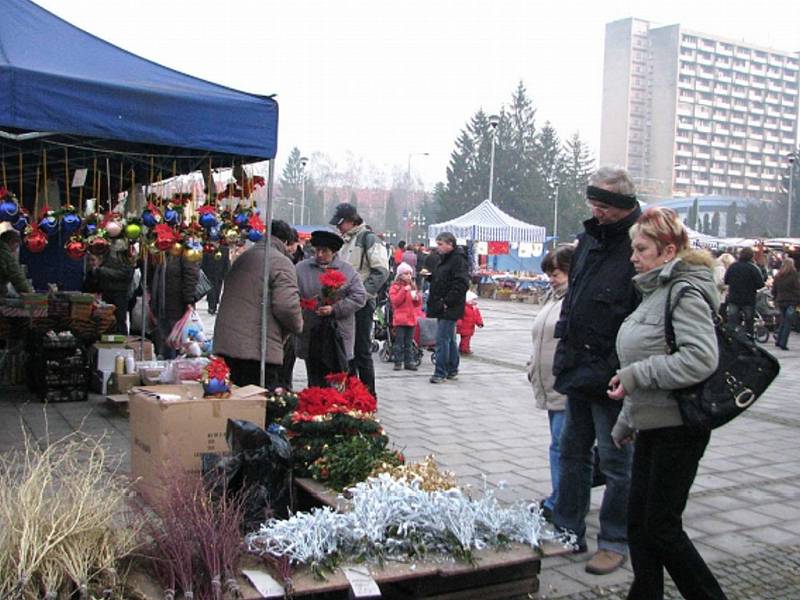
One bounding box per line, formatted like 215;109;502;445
164;208;179;225
61;212;81;235
0;198;19;222
39;215;58;236
83;222;97;237
199;212;218;230
203;377;229;396
13;213;29;233
234;212;249;227
142;209;159;228
208;226;221;241
247;228;263;242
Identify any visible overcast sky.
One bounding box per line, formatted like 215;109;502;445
35;0;800;189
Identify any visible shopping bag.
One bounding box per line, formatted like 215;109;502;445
166;307;204;350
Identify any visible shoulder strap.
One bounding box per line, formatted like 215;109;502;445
358;230;376;270
664;281;716;353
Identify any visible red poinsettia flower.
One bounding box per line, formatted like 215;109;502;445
300;297;319;311
153;223;177;241
325;372;348;386
197;204;217;215
0;187;8;199
320;269;347;289
206;356;231;381
248;213;266;233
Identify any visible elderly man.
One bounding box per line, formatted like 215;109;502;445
295;229;367;387
329;203;389;397
551;166;642;575
0;223;32;296
214;220;303;388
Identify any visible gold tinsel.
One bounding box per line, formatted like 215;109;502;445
371;455;458;492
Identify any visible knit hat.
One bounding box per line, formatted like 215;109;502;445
466;290;478;304
395;262;414;279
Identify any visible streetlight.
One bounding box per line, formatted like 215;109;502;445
487;115;500;203
299;156;309;226
406;152;429;234
788;151;799;238
552;183;560;248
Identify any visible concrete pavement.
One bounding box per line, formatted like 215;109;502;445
2;296;800;598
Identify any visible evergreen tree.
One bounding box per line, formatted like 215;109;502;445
384;193;400;235
349;190;359;209
687;198;699;231
279;147;304;224
711;211;720;237
532;122;565;229
558;132;595;243
702;213;711;234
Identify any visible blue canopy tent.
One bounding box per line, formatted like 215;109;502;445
1;0;280;384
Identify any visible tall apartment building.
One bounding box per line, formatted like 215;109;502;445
600;18;799;202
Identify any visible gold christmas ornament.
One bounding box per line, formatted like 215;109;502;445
224;228;240;244
214;250;223;261
168;242;183;257
183;246;203;263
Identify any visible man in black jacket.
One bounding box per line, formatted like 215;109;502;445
724;246;764;336
551;167;642;575
426;232;470;383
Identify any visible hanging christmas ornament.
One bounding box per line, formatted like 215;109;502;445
247;213;265;242
13;209;30;233
213;250;223;261
64;237;87;261
208;226;221;242
247;228;263;242
24;227;48;253
141;203;162;228
124;220;142;240
223;227;240;245
168;242;184;257
0;188;20;222
38;210;58;237
197;204;218;230
152;223;178;252
183;239;203;263
61;207;82;235
234;208;249;228
87;235;111;256
105;219;122;238
203;241;217;255
164;204;180;226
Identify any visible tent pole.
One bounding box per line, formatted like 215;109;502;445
140;239;148;360
260;159;275;388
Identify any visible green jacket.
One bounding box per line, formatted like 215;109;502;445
612;250;719;442
0;240;32;295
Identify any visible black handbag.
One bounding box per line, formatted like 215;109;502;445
193;268;213;303
664;282;780;431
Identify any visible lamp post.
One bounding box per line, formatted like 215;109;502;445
487;115;500;203
406;152;429;236
299;156;309;226
552;182;560;248
788;151;799;238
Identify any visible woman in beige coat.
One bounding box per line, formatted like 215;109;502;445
527;244;575;519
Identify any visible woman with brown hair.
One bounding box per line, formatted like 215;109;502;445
608;207;727;600
772;257;800;350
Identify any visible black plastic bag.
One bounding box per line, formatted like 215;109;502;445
204;419;293;528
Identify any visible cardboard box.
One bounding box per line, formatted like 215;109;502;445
125;336;154;361
129;384;267;504
107;372;141;395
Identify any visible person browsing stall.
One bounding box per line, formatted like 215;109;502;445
608;207;727;600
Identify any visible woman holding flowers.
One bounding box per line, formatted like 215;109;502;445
295;230;367;386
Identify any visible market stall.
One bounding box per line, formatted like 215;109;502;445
0;0;280;391
427;199;547;273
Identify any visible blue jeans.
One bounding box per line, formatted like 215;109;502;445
433;318;459;378
544;409;565;512
554;396;633;555
776;304;795;348
726;303;754;336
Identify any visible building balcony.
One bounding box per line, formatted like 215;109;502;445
697;98;713;106
729;168;743;175
713;100;731;109
675;149;692;157
762;172;776;179
751;81;766;90
716;75;732;83
730;182;744;189
749;133;764;141
694;152;711;159
751;107;765;115
676;177;691;185
766;97;781;105
676;136;691;144
712;141;728;149
765;159;778;168
786;61;799;72
712;113;728;122
751;67;767;76
747;184;761;191
764;121;779;129
732;131;746;138
767;70;783;80
766;134;781;143
696;84;712;93
712;180;728;188
731;156;745;164
783;137;796;145
696;179;710;186
710;167;725;174
733;65;749;74
718;47;733;57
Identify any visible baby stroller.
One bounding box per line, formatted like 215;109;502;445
370;297;390;353
754;287;779;343
374;300;423;366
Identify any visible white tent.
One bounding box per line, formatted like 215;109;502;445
427;199;546;243
685;227;722;249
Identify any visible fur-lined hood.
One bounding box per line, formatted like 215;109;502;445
633;248;718;301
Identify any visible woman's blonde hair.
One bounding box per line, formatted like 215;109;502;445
629;207;689;254
777;257;796;277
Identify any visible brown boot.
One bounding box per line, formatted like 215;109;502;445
585;549;626;575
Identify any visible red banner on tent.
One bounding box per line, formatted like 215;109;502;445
487;241;510;255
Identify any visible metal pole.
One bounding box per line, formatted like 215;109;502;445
260;159;275;388
789;159;795;238
301;174;306;226
140;239;148;361
552;183;560;249
488;132;496;204
292;200;296;225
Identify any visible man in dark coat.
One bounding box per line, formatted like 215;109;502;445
551;166;642;575
724;246;764;336
426;231;470;383
83;241;134;335
150;252;199;359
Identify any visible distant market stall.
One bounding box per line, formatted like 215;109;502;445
427;199;547;272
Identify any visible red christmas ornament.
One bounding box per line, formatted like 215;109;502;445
203;242;217;254
24;228;48;253
65;238;87;261
87;236;110;256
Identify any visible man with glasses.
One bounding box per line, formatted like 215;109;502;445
551;166;642;575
